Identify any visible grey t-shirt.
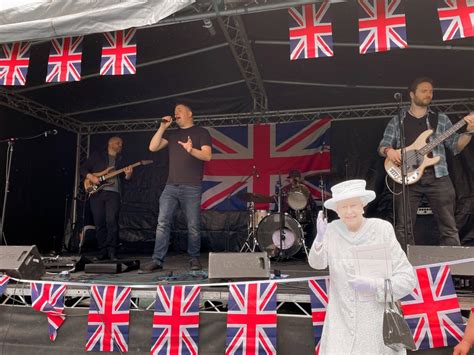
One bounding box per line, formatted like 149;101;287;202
103;154;120;193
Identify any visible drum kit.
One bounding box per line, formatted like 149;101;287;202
238;172;331;260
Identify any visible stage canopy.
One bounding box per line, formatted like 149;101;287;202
0;0;472;124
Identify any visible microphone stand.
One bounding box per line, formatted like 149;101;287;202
395;99;411;252
0;131;56;245
276;173;286;260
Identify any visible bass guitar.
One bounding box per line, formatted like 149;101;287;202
385;118;466;185
84;160;153;195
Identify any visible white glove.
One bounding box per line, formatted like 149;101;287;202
347;275;377;294
314;211;328;244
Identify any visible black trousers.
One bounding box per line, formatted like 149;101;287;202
394;169;460;249
89;191;121;252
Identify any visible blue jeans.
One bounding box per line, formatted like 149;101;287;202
152;184;202;264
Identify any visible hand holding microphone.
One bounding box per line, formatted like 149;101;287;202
160;116;173;129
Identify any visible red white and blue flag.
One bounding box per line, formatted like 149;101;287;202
150;285;200;355
288;2;334;60
31;282;67;341
308;277;330;354
400;265;465;350
86;285;131;352
225;282;277;355
0;274;10;296
0;42;31;86
202;119;331;210
437;0;474;41
358;0;408;54
46;36;83;83
100;28;137;76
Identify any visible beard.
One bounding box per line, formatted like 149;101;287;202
413;96;431;107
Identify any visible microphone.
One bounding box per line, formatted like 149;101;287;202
155;117;174;126
252;165;260;178
393;92;403;102
44;129;58;137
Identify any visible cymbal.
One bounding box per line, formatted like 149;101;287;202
238;192;275;204
304;170;338;179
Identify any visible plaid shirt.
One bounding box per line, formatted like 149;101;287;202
378;109;461;178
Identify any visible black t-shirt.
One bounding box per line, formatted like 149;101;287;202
404;112;430;146
163;125;212;185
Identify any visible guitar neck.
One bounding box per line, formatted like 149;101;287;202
103;161;142;180
418;119;466;156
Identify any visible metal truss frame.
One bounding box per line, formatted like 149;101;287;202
3;284;473;314
80;98;474;133
217;14;268;111
1;284;312;316
0;88;81;133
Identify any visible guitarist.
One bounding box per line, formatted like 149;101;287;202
378;77;474;249
80;136;133;260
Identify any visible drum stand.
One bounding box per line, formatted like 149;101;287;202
240;201;260;252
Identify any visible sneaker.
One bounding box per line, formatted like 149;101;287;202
190;258;202;271
138;261;163;274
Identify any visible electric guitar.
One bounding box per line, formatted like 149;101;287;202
384;118;466;185
84;160;153;195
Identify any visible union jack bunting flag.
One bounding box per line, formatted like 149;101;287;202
226;282;277;355
358;0;408;54
100;28;137;76
150;285;200;355
308;277;330;354
0;274;10;296
0;42;31;86
31;282;67;341
202;119;331;210
46;36;83;83
288;2;334;60
437;0;474;41
86;285;131;352
400;265;465;350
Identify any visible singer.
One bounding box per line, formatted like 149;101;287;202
378;77;474;247
140;103;212;273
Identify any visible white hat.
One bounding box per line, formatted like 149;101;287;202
324;179;376;212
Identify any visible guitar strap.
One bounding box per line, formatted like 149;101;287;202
426;111;439;133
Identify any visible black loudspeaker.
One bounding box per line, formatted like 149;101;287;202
0;245;45;280
407;245;474;276
84;260;140;274
208;252;270;281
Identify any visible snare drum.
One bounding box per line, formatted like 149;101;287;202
249;209;270;230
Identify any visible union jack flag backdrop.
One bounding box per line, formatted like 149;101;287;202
202;119;331;210
288;1;334;60
308;277;330;355
86;285;131;352
100;28;137;76
31;282;67;341
437;0;474;41
358;0;408;54
400;265;465;350
226;282;277;355
151;285;200;355
0;274;10;296
46;36;83;83
0;42;31;86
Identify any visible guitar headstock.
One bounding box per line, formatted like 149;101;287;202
141;160;154;165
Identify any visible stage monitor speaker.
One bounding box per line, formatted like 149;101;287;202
0;245;45;279
407;245;474;276
208;252;270;281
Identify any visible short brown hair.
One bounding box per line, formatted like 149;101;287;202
409;77;434;94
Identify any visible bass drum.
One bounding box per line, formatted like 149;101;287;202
256;213;303;258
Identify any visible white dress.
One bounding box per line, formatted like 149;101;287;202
308;218;416;355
